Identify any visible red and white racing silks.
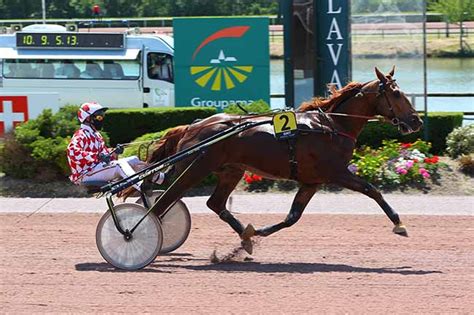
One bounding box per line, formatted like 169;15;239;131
67;124;114;184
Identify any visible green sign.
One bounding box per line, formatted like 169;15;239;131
174;17;269;111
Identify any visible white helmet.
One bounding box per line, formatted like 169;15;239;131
77;102;108;123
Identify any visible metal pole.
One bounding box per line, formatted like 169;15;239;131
460;0;464;53
282;0;294;108
42;0;46;24
423;0;428;141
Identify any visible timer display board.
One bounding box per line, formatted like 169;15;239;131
16;33;125;49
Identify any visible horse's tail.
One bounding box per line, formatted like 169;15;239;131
148;124;189;163
119;125;189;200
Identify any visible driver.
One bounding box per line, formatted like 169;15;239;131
66;102;164;189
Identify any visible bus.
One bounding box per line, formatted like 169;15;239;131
0;24;175;135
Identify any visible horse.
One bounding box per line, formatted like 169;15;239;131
142;67;423;254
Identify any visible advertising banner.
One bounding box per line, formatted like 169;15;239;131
174;17;269;111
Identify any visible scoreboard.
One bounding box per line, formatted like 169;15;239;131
16;32;125;49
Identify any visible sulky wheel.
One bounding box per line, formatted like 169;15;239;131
96;203;163;270
136;190;192;254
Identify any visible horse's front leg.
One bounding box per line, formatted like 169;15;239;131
254;184;320;237
334;170;408;236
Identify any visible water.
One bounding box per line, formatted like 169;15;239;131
270;58;474;114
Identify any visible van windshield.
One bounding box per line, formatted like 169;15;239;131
2;58;140;80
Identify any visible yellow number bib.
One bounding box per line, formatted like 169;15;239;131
273;111;298;140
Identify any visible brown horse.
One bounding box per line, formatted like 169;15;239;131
145;67;422;254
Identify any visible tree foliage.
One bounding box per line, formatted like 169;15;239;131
2;0;471;20
429;0;474;23
0;0;279;19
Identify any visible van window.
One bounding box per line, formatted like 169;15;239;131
147;53;173;83
2;58;140;80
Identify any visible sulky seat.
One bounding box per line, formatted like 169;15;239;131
82;180;110;194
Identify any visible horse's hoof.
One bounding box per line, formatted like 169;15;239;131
241;224;256;240
241;239;253;255
393;223;408;237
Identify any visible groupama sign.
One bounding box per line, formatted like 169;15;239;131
174;17;269;111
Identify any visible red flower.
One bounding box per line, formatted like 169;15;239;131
243;172;263;184
401;143;412;149
424;156;439;164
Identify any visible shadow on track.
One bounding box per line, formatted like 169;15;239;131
76;260;442;275
75;262;172;273
164;262;442;275
75;253;205;272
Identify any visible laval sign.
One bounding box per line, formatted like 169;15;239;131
314;0;351;96
174;17;270;111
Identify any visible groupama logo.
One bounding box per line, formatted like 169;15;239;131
190;26;253;91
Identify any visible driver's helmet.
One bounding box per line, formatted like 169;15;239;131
77;102;108;123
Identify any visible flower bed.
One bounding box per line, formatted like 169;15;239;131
349;140;445;188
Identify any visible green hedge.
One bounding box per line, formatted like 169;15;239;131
358;112;463;154
0;106;80;179
103;107;216;146
0;106;216;180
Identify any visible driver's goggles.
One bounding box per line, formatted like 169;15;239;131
93;114;105;121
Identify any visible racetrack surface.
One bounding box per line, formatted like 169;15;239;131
1;213;473;313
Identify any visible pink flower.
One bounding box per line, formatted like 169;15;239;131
396;167;408;175
405;160;414;169
419;168;430;178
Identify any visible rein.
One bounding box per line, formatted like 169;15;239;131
119;79;401;150
324;112;381;120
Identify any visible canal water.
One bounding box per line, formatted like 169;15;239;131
270;57;474;114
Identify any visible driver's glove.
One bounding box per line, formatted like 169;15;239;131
115;144;124;155
97;153;111;164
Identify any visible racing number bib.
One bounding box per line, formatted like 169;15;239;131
273;111;297;140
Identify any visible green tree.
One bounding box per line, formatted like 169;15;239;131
430;0;474;22
136;0;172;17
430;0;474;52
0;0;41;18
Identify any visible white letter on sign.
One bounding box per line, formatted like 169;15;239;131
326;18;343;40
330;70;342;89
328;0;342;14
326;43;343;65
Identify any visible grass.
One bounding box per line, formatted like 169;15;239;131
269;34;474;58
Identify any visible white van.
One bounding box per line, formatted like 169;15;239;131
0;25;175;135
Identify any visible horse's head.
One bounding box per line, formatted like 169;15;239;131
372;66;423;135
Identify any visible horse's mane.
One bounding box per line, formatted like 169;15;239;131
298;82;364;113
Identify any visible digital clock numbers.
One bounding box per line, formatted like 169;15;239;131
16;33;125;49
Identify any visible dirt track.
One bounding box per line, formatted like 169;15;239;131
1;213;473;313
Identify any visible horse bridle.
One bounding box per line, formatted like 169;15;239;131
376;79;402;127
350;79;403;127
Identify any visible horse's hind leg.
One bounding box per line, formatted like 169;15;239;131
254;184;319;237
334;170;407;236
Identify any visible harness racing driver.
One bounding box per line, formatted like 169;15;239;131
66;102;164;190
